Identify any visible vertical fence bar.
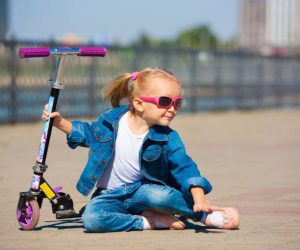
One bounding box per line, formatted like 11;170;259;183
213;52;222;109
274;57;283;107
295;57;300;106
131;47;139;71
162;48;171;70
8;40;18;123
88;56;96;117
235;53;245;109
189;51;197;112
255;56;264;108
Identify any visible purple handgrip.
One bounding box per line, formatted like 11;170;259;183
19;48;50;58
78;46;107;57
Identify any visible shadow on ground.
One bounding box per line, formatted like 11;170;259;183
20;218;84;231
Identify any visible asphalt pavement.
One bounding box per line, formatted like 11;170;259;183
1;108;299;249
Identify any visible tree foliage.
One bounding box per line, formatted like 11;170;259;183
176;25;218;49
132;32;154;47
133;25;220;49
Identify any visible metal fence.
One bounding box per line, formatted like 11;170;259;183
1;40;300;123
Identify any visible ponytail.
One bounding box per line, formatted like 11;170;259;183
103;73;132;108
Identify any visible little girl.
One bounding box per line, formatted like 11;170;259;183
42;67;239;232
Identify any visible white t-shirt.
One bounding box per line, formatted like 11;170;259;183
96;111;148;190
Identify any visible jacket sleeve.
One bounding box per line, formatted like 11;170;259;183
167;130;212;195
66;120;94;149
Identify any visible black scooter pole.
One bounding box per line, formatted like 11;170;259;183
30;55;67;195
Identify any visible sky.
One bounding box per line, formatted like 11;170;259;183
9;0;239;45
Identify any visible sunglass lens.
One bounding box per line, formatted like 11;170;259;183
175;98;183;109
158;96;172;107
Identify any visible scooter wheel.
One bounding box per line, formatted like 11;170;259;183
16;199;40;230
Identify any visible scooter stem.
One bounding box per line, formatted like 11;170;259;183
50;55;67;89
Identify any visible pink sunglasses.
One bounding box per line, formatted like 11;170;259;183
139;96;184;110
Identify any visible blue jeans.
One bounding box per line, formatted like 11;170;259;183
82;181;204;232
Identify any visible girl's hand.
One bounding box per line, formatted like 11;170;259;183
41;104;62;126
41;104;72;134
193;200;219;213
42;104;72;135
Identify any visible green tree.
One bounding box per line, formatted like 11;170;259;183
176;25;218;49
132;25;222;49
132;32;156;47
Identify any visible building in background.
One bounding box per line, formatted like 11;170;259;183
0;0;9;39
238;0;300;55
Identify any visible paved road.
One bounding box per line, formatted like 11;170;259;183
1;109;299;249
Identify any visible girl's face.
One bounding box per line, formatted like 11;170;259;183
133;77;181;127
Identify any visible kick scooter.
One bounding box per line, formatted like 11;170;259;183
16;46;107;230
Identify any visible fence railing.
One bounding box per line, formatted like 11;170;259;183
1;40;300;123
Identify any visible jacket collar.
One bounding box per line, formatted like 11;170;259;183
101;105;169;142
101;105;129;126
147;125;169;141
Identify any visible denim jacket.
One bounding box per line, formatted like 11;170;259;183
67;105;212;197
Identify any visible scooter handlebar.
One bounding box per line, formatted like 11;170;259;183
19;48;50;58
78;46;107;57
19;46;107;58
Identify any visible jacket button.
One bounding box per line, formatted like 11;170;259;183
101;160;106;165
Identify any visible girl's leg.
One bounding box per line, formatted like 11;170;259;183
82;183;144;232
82;194;144;232
129;183;203;221
130;183;240;230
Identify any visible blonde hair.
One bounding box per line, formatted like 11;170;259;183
103;67;180;108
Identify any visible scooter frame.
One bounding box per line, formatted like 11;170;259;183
16;46;107;230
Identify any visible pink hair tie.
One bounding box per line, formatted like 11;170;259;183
131;71;139;80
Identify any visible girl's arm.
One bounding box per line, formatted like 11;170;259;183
167;130;212;194
52;115;72;134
